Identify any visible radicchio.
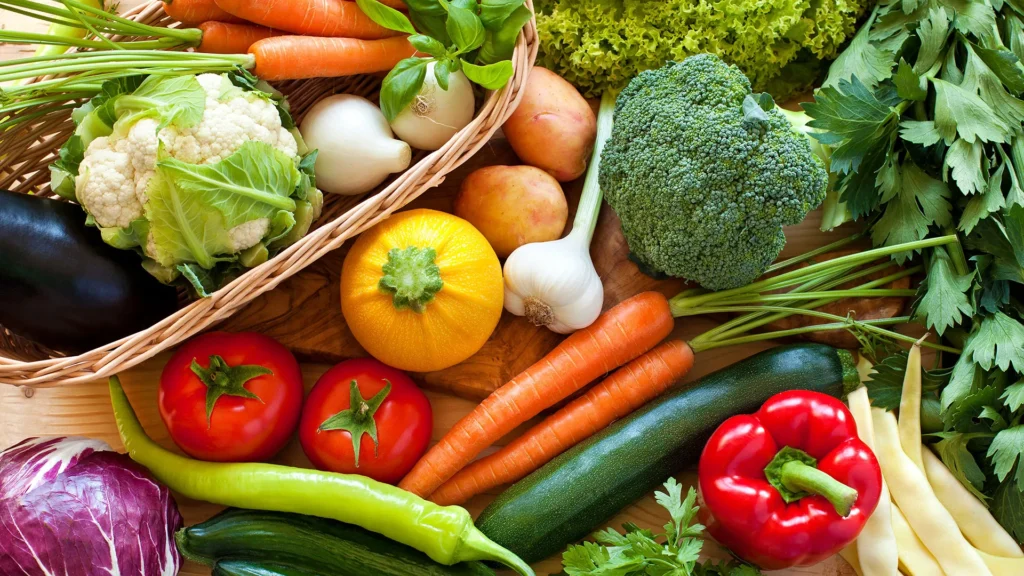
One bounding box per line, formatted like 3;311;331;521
0;437;183;576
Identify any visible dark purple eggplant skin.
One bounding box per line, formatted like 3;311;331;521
0;189;178;353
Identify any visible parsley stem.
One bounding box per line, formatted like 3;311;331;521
700;289;917;305
703;264;923;343
676;235;956;310
763;229;866;274
688;308;960;354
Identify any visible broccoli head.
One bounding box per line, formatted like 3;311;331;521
599;54;828;291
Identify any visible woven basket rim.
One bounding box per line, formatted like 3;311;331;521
0;0;539;387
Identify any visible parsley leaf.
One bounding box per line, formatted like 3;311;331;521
933;77;1011;144
894;58;928;100
866;349;949;409
870;160;953;260
560;479;761;576
988;426;1024;491
804;77;903;175
930;433;990;500
943;138;987;196
960;163;1007;234
991;472;1024;543
914;246;975;335
1001;379;1024;412
962;312;1024;372
824;6;894;90
913;7;951;74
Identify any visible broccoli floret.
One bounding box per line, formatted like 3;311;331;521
599;54;829;291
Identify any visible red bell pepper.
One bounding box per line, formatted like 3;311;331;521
697;390;881;570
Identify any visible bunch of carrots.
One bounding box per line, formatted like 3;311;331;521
164;0;415;80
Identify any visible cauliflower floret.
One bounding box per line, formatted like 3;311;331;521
227;218;270;252
76;137;142;228
120;118;162;205
163;74;297;164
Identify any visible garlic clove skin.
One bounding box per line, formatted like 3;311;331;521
502;237;604;334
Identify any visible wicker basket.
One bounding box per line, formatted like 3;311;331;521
0;1;538;387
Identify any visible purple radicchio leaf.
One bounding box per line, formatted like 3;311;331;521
0;436;183;576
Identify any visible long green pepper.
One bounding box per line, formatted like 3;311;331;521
108;377;534;576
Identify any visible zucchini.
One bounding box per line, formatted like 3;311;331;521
475;343;859;563
213;560;316;576
176;509;494;576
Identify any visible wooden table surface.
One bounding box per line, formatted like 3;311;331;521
0;4;858;575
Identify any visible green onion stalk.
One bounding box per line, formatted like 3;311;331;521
670;234;963;356
0;0;251;130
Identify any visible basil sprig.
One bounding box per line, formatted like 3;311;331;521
355;0;529;121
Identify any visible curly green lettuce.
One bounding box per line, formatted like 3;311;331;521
534;0;873;99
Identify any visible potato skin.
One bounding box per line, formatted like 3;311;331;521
454;165;568;258
503;67;597;182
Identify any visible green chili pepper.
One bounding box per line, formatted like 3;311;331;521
108;376;534;576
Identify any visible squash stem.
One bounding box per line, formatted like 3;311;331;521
568;90;616;247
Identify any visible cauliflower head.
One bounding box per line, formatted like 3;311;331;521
599;54;828;291
534;0;871;100
57;73;321;295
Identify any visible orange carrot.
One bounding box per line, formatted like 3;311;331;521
198;22;281;54
378;0;407;9
430;339;695;506
250;35;415;81
162;0;242;25
215;0;399;39
398;291;675;498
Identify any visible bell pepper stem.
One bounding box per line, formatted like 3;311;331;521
779;460;859;517
455;526;535;576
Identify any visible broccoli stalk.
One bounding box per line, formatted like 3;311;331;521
776;107;850;232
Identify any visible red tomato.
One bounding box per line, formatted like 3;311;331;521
299;358;432;484
158;332;304;462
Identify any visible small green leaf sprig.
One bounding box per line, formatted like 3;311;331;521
355;0;531;121
560;478;762;576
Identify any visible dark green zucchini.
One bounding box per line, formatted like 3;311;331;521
0;189;178;352
475;343;859;563
213;560;317;576
176;509;494;576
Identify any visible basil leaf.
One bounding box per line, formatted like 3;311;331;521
480;0;524;29
434;58;454;91
410;34;447;57
403;0;450;43
355;0;416;34
450;0;477;11
477;4;530;64
462;59;513;89
410;11;450;45
447;4;485;53
380;57;430;121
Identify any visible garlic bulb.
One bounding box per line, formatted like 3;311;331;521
502;91;615;334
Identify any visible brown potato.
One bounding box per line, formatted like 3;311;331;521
502;67;597;182
454;165;568;258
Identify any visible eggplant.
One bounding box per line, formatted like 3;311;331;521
0;189;178;353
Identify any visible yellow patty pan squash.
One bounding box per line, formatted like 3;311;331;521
340;209;504;372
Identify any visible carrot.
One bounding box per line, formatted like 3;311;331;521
378;0;408;9
162;0;242;25
250;35;415;81
215;0;399;39
398;291;675;498
429;339;695;506
198;22;281;54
